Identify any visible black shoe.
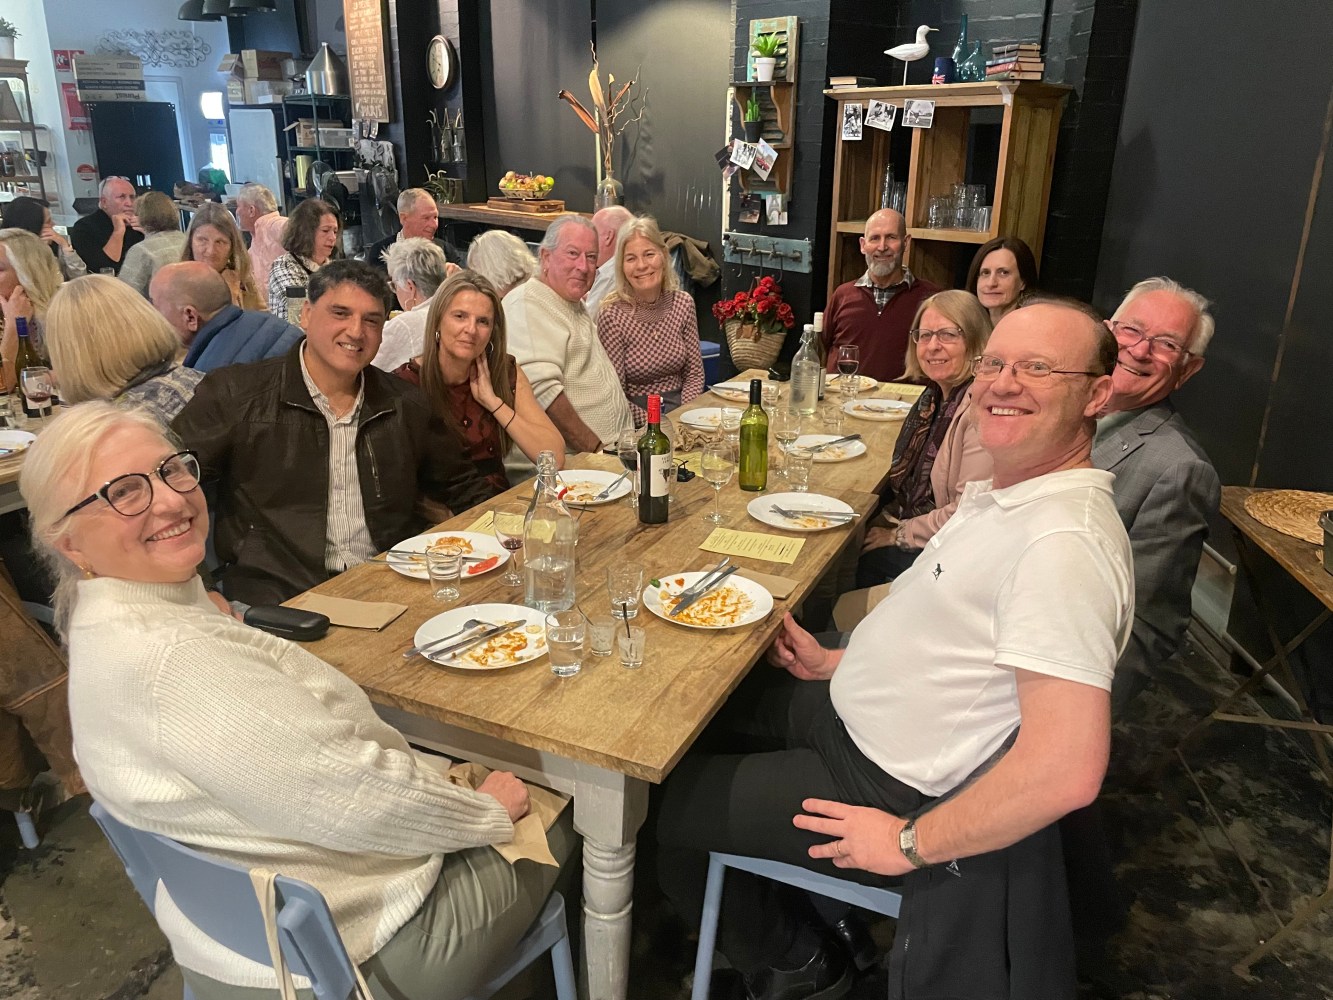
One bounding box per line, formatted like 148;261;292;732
744;940;854;1000
831;913;880;973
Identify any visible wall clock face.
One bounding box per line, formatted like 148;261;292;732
428;35;456;90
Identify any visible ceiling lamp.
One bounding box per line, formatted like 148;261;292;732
178;0;222;21
229;0;278;11
200;0;233;16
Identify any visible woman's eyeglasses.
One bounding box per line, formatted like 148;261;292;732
61;451;202;520
909;327;965;344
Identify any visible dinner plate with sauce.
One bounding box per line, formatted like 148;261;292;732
413;603;548;671
386;531;510;580
747;492;857;532
557;469;631;506
642;571;773;630
842;398;913;421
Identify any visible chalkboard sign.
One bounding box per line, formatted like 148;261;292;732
344;0;391;122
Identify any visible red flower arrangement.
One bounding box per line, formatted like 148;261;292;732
711;275;796;336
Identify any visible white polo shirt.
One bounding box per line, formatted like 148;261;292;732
830;468;1133;797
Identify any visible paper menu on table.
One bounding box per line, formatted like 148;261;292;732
699;528;806;565
467;510;495;533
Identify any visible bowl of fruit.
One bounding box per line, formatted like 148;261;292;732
498;171;555;200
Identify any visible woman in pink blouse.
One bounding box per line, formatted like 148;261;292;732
595;215;704;424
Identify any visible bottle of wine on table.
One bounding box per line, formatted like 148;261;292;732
739;379;769;492
637;394;671;524
14;319;51;419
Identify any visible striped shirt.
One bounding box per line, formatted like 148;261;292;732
299;346;377;574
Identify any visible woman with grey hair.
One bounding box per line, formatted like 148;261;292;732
372;237;455;371
19;400;572;1000
116;192;186;298
465;229;537;298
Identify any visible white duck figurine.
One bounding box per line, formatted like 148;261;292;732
885;25;937;85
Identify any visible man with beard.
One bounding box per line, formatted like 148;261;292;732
821;209;939;382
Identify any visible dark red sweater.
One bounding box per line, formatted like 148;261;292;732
822;276;940;382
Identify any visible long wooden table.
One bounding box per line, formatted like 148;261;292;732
289;383;913;999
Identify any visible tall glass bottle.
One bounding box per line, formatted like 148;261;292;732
14;319;48;419
952;13;970;68
637;394;671;524
738;378;769;492
524;450;577;612
790;324;821;416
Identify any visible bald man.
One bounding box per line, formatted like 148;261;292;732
70;176;145;276
585;205;633;315
152;261;304;372
822;208;939;382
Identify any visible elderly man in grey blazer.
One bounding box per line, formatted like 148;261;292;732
1095;277;1221;715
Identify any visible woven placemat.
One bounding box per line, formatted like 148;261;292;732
1244;490;1333;544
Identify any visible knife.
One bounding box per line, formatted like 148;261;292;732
668;557;731;609
381;548;491;563
807;434;861;453
670;565;740;618
405;619;523;660
772;505;859;520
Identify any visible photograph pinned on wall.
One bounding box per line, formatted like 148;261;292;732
765;193;788;226
865;100;897;132
730;140;757;170
841;102;864;140
902;99;936;128
714;142;740;179
752;138;778;181
738;193;762;224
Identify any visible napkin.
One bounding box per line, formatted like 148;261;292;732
445;761;569;867
740;570;798;600
286;593;407;630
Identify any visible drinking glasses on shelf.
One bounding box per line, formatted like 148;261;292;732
770;407;801;479
700;442;736;524
492;501;528;587
608;563;645;620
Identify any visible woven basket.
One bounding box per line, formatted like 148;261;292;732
1243;489;1333;544
725;318;786;372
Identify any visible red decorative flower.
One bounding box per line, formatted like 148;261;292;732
712;278;797;335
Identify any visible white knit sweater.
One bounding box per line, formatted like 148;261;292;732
67;576;514;988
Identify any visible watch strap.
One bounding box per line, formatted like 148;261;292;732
899;818;929;869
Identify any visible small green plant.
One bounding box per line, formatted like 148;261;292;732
751;33;781;58
744;94;762;122
0;19;21;39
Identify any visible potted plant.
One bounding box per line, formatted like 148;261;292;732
712;274;796;370
743;93;762;143
0;19;19;60
751;33;781;82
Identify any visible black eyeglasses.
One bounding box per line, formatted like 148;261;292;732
62;451;202;520
972;356;1102;382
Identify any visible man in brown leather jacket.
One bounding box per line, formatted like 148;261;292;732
174;260;499;607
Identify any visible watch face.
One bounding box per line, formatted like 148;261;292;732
427;35;454;90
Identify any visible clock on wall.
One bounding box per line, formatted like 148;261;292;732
427;35;457;90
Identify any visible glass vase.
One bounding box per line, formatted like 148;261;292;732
594;172;624;209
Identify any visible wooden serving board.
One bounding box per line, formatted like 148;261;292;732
485;197;565;214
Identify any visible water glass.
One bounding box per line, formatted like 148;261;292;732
617;626;646;670
425;547;463;604
546;610;587;677
821;403;845;435
785;447;813;491
608;563;645;620
761;383;781;414
588;614;617;656
720;407;742;450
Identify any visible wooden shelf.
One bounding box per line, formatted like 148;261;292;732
733;81;794;143
290;146;354;154
0;61;47;204
908;227;992;244
0;175;41;183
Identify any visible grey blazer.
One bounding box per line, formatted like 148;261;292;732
1093;399;1220;712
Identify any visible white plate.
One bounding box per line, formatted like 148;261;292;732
413;603;548;671
843;398;913;422
0;430;36;457
679;407;725;430
827;373;879;393
643;571;774;630
710;382;763;403
747;492;857;532
558;469;631;505
386;530;510;580
794;434;867;463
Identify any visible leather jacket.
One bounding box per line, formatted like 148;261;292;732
173;343;500;606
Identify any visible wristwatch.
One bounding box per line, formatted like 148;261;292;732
899;818;929;869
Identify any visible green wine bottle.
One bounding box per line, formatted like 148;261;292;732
14;319;50;419
738;378;768;492
637;393;671;524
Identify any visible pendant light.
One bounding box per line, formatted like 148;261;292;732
229;0;278;11
178;0;222;21
200;0;233;16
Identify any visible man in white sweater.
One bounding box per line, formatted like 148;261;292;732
504;216;632;451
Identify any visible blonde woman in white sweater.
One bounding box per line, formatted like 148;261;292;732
20;401;574;1000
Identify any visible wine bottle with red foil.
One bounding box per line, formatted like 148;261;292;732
637;394;671;524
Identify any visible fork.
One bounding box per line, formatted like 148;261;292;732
770;504;858;522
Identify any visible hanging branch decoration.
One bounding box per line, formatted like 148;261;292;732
558;43;647;179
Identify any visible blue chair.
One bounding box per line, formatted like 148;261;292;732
690;852;902;1000
699;340;722;388
91;802;577;1000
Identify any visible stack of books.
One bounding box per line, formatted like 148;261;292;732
828;75;876;90
985;42;1044;81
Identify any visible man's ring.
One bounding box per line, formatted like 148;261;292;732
835;841;845;858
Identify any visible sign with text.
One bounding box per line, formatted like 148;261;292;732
72;55;145;103
343;0;391;122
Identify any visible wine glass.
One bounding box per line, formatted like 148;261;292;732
700;443;735;524
836;345;861;401
19;367;54;419
615;427;640;506
492;501;528;587
770;407;801;479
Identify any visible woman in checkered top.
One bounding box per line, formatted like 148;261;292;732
595;215;704;425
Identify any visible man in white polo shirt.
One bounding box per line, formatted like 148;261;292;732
657;297;1133;1000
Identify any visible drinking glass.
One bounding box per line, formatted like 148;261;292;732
617;626;646;670
820;402;845;435
770;407;801;479
546;610;587;677
785;447;813;491
700;443;735;524
836;346;861;400
608;563;645;620
492;501;528;587
587;613;617;656
616;426;640;506
719;407;742;451
425;546;463;604
19;367;53;419
761;383;781;415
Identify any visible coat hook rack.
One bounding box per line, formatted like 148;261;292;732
721;232;812;273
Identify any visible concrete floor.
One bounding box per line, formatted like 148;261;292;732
3;627;1333;999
